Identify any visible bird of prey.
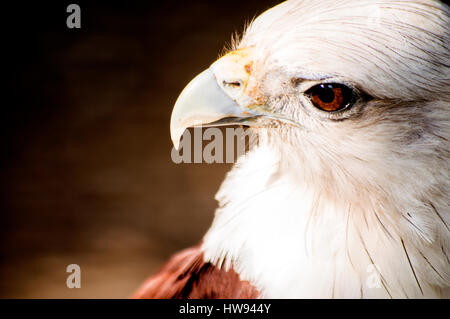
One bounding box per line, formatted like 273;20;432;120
134;0;450;298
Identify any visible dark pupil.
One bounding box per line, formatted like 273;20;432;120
317;85;335;103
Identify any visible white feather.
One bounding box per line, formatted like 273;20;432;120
202;0;449;298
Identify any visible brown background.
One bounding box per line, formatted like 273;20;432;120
2;0;278;298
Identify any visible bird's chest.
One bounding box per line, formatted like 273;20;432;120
202;180;369;298
201;146;446;298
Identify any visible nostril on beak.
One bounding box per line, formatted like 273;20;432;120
223;80;242;89
217;76;248;102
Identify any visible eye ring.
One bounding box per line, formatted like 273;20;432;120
305;83;355;112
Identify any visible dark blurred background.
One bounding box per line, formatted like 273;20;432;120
1;0;278;298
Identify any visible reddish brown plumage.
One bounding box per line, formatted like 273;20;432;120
132;246;259;299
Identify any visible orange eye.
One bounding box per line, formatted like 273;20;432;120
306;83;355;112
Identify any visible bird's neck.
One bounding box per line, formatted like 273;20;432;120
202;144;447;298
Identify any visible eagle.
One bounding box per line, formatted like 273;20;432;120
134;0;450;298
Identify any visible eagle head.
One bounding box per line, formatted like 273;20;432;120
166;0;449;298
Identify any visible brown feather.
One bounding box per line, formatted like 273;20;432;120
132;246;259;299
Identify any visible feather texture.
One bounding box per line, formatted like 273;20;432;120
137;0;449;299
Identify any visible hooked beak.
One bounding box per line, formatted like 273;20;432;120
170;48;268;150
170;68;259;149
170;48;298;149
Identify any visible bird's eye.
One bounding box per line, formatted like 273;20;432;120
305;83;355;112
